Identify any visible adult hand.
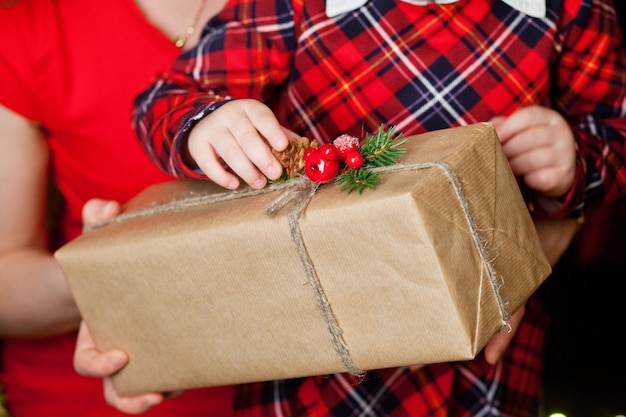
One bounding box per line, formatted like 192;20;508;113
74;321;165;414
483;305;525;365
74;198;165;414
481;216;581;364
82;198;121;226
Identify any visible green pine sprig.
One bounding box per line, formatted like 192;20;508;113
336;167;382;194
335;126;406;194
359;125;406;166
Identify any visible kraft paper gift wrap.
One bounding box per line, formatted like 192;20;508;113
55;122;552;396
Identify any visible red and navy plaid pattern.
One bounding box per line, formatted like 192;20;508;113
133;0;626;415
134;0;626;219
232;295;547;416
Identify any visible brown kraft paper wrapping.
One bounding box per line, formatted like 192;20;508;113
55;122;552;396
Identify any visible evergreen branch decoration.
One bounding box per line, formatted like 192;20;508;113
335;126;406;194
272;125;406;194
336;167;382;194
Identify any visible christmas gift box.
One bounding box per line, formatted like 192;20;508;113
55;122;552;396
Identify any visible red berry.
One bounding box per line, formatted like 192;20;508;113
333;134;360;158
303;147;318;161
344;151;364;169
305;153;340;183
318;143;341;161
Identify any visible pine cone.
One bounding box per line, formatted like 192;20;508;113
273;136;319;178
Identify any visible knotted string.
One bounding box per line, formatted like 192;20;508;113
264;179;364;376
86;162;507;376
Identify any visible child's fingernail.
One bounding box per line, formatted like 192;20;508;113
267;166;281;179
253;178;267;189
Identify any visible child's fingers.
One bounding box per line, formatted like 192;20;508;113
524;167;571;197
506;146;553;176
217;134;270;189
189;100;287;188
489;116;507;142
491;106;554;143
500;127;555;165
241;100;289;152
228;99;288;181
227;119;284;183
191;137;243;190
192;127;272;189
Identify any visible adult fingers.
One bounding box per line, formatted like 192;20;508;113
103;378;164;415
82;199;121;226
483;305;525;365
73;321;127;377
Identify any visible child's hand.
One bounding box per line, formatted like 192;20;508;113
491;106;577;198
186;99;292;190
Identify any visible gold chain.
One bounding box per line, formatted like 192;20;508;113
173;0;209;49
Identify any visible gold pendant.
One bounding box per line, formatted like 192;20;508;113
174;34;187;49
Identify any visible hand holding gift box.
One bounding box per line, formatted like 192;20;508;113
56;123;552;396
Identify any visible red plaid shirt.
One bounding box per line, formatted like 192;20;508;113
135;0;626;219
134;0;626;415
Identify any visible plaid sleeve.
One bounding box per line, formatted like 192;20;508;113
527;0;626;219
132;0;297;179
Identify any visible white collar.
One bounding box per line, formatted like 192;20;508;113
326;0;545;19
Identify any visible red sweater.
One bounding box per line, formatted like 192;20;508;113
0;1;233;415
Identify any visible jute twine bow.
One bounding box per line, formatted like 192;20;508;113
87;161;508;377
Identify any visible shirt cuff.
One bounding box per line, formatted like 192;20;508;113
172;97;234;179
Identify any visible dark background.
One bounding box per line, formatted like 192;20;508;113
541;3;626;414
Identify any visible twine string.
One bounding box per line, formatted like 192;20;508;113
87;161;507;375
373;162;509;327
85;180;298;232
266;179;364;376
